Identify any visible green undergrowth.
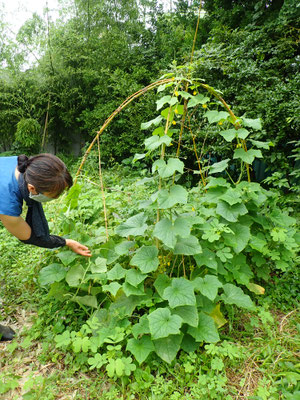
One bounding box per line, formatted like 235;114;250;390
0;166;299;399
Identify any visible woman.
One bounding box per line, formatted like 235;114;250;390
0;153;91;340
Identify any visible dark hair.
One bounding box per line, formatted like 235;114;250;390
17;154;73;196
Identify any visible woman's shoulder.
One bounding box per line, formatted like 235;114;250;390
0;156;22;216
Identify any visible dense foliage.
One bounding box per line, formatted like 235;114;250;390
0;0;299;182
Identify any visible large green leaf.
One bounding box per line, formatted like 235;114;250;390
141;115;163;130
163;278;196;308
236;128;250;139
194;248;218;270
109;293;143;318
126;336;155;365
115;241;135;256
153;334;183;364
102;282;122;296
219;129;236;142
116;213;148;237
152;158;184;178
74;295;97;308
193;275;222;301
249;139;271;149
39;263;66;286
66;265;85;287
157;185;188;209
132;315;150;338
233;148;263;164
209;159;230;174
172;305;199;327
241;117;262;130
152;126;165;136
154;274;171;298
187;94;210;108
223;223;251;253
181;334;198;353
107;263;126;280
144;135;172;151
249;234;267;253
188;312;220;343
219;188;242;205
204;110;229;123
153;217;191;248
156;95;172;110
216;200;248;222
221;283;255;309
131;246;159;273
123;282;145;297
133;153;146;163
148;307;182;339
178;90;193;99
99;240;119;264
203;187;228;204
174;235;202;255
205;177;230;189
156;95;177;111
125;269;147;287
91;257;107;273
56;251;78;266
161;107;174;121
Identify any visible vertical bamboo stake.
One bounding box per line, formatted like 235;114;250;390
41;96;50;151
190;1;202;64
97;136;109;241
176;1;203;179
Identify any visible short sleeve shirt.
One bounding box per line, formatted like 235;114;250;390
0;156;23;216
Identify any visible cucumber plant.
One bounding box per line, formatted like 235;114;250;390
39;68;299;377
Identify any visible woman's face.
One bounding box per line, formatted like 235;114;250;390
27;184;60;200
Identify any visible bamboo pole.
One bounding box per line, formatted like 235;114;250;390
97;136;109;241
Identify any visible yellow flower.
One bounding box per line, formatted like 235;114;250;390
175;108;178;114
202;104;207;109
175;91;179;97
192;207;195;211
193;91;197;95
172;77;175;81
172;120;176;125
218;121;223;125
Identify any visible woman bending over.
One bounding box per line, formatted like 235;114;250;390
0;153;91;340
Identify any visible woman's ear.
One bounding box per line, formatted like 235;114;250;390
27;184;38;195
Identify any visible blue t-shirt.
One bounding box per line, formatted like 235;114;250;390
0;156;23;216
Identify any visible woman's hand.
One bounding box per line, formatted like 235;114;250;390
65;239;91;257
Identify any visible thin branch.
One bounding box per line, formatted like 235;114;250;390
97;136;109;241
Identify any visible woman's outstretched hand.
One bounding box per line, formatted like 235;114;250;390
65;239;91;257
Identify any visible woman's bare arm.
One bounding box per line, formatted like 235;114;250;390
0;215;31;240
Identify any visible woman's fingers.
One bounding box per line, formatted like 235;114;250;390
66;239;92;257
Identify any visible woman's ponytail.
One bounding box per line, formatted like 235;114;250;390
17;154;30;173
